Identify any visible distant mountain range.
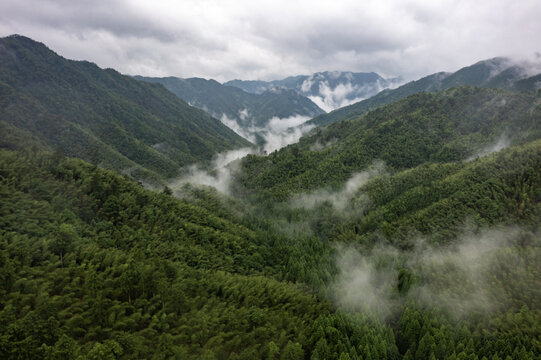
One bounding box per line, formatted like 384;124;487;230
225;71;401;112
309;57;541;127
0;35;250;181
133;76;324;145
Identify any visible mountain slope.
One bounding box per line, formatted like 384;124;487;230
226;71;397;112
236;86;541;200
2;93;540;360
0;35;250;181
310;57;541;127
2;144;540;360
0;148;410;359
134;76;324;130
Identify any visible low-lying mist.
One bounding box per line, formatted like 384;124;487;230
330;226;540;321
290;161;386;212
220;111;314;154
165;111;318;195
467;133;511;161
168;147;253;195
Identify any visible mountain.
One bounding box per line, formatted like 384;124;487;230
236;86;541;201
2;74;541;359
133;75;324;131
309;57;541;127
513;73;541;91
0;35;250;181
0;149;346;359
225;71;399;112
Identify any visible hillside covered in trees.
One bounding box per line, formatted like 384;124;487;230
309;57;541;127
134;76;324;130
1;139;540;359
0;35;250;181
237;86;541;200
0;35;540;360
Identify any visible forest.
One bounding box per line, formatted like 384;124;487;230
1;125;540;359
0;35;540;360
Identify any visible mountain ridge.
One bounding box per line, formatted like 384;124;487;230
308;57;541;127
134;75;325;131
0;35;251;181
225;70;399;112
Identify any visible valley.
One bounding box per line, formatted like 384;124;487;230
0;33;540;360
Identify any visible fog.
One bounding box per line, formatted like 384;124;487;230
168;147;253;195
220;112;314;154
331;226;537;320
290;162;386;212
166;112;315;195
467;133;511;161
307;80;393;112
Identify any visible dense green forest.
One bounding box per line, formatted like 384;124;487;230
1;140;540;359
237;86;541;201
0;35;250;181
1;35;540;359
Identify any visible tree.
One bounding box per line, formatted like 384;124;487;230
45;334;79;360
49;223;78;267
86;340;123;360
280;341;304;360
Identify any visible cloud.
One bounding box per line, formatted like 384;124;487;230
1;0;540;82
331;243;399;318
220;113;314;154
220;113;257;143
307;81;389;112
331;226;537;320
467;133;511;161
167;112;314;194
290;162;386;212
168;147;253;195
261;122;314;154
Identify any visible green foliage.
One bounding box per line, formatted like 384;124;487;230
309;57;540;127
1;41;541;360
0;149;353;359
238;86;541;201
135;76;324;129
0;35;250;182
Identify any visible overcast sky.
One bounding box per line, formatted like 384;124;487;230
1;0;539;82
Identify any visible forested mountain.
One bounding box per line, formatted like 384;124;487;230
0;35;250;181
1;132;540;359
237;86;541;200
0;149;331;359
310;57;541;126
134;76;324;131
225;71;398;112
1;35;540;360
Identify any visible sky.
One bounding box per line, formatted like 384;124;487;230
1;0;540;82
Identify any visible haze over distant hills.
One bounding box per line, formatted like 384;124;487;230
225;71;401;112
134;75;324;150
309;57;541;127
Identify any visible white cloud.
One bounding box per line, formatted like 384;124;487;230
331;226;537;320
1;0;540;82
169;147;253;195
467;133;512;161
220;113;314;154
290;162;386;212
173;113;314;194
